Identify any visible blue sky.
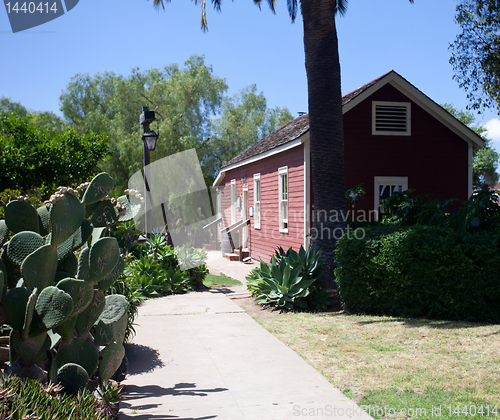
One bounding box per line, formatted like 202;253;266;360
2;0;500;154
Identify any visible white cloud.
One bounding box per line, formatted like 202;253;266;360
485;118;500;143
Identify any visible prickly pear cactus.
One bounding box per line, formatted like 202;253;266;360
0;173;134;392
57;363;89;396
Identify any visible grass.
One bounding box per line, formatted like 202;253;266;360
257;312;500;419
203;274;242;287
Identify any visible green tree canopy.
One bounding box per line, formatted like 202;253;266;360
442;103;499;188
59;55;292;190
0;97;67;134
0;112;109;195
450;0;500;111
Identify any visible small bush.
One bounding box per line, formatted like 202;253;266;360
247;245;327;310
334;224;500;322
124;234;208;299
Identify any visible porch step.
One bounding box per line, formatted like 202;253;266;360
224;253;240;261
234;248;250;259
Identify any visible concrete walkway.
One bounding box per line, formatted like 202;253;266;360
119;252;373;420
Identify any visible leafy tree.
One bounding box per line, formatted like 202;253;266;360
152;0;414;286
450;0;500;111
0;97;67;133
59;55;291;189
442;103;499;188
206;85;293;181
0;112;109;195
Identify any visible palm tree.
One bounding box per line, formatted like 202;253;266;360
152;0;413;287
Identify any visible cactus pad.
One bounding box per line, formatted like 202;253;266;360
76;247;90;281
55;219;93;263
10;330;49;364
2;250;21;288
82;173;114;205
60;252;78;276
53;314;77;338
37;205;51;236
117;195;142;222
98;256;125;291
56;278;93;316
57;363;89;396
7;231;45;266
93;320;113;346
35;286;74;330
0;220;9;244
3;287;30;331
91;201;119;227
22;287;38;340
75;289;105;336
89;237;120;283
99;341;125;384
97;294;129;345
50;193;84;246
4;200;39;234
56;338;99;377
21;244;57;291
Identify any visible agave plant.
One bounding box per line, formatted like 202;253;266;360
247;246;326;310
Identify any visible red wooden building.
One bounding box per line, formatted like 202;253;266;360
212;71;485;262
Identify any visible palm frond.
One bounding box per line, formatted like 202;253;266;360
253;0;262;11
334;0;348;16
287;0;297;22
201;0;208;31
213;0;222;12
153;0;166;10
266;0;276;14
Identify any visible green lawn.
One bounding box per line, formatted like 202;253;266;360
257;312;500;419
203;274;242;287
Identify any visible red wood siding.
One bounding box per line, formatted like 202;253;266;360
343;83;469;219
220;146;305;262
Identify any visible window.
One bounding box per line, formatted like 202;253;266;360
253;173;261;229
231;179;236;224
374;176;408;220
278;166;288;232
372;101;411;136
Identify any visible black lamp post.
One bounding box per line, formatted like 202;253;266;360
140;106;159;237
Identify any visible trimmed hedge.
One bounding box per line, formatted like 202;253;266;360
334;224;500;322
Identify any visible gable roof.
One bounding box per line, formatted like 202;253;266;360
215;70;485;185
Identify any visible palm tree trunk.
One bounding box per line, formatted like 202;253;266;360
301;0;345;288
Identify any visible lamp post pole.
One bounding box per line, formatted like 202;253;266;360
140;106;158;238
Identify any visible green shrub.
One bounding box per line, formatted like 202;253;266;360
334;224;500;322
247;245;326;310
124;235;208;299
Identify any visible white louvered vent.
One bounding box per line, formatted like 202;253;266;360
372;102;411;136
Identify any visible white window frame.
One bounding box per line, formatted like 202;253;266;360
278;166;288;233
372;101;411;136
253;173;261;230
374;176;408;221
230;179;236;224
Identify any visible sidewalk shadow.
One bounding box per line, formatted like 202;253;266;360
122;383;228;400
120;411;216;420
207;287;236;295
126;343;164;375
120;383;227;419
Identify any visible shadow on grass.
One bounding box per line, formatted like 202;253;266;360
125;343;164;375
353;316;500;330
